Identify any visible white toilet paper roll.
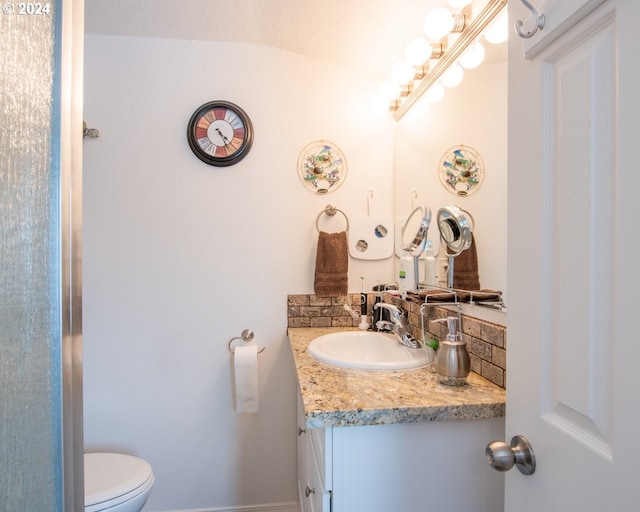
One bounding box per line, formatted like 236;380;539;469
234;344;259;413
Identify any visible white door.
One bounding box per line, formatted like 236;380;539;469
505;0;640;510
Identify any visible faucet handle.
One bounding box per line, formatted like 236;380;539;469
374;302;404;321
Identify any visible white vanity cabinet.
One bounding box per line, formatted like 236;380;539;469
290;328;507;512
297;393;505;512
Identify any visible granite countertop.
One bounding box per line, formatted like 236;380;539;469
289;327;506;428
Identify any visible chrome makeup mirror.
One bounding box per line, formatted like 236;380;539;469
437;205;473;288
401;206;432;289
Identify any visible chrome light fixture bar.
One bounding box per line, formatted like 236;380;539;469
393;0;507;121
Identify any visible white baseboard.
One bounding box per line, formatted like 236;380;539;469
154;502;299;512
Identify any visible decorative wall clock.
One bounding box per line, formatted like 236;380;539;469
438;144;485;196
297;140;347;194
187;101;253;166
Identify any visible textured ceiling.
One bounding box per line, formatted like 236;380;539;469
84;0;506;82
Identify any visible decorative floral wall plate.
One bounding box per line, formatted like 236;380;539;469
298;140;347;194
438;144;485;196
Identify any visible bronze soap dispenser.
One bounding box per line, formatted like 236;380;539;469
432;316;470;386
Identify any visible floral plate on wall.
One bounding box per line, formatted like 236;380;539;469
297;140;347;194
438;144;485;196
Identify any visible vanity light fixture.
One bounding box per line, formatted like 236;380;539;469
441;63;464;88
459;41;486;69
424;7;466;41
484;10;509;44
405;38;433;66
424;83;445;104
379;80;403;102
386;0;507;121
410;97;431;118
391;61;417;85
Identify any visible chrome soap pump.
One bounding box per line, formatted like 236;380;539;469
431;316;470;386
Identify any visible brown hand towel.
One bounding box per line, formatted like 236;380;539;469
449;234;481;291
408;289;461;302
314;231;348;297
468;290;503;302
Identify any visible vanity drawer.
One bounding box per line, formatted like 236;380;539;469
297;393;332;512
306;433;331;512
308;426;331;490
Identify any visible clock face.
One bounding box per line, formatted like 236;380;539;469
187;101;253;166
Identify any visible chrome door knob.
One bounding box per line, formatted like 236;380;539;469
485;435;536;475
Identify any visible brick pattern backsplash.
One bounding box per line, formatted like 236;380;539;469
287;294;363;328
287;293;507;389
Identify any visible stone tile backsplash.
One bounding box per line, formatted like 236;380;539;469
287;294;362;328
287;293;507;389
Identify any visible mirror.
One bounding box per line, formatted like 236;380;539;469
402;206;432;256
393;54;507;304
437;205;473;256
400;206;432;291
437;205;473;288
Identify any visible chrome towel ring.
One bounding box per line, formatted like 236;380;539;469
316;204;349;233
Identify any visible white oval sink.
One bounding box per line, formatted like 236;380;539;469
307;331;429;370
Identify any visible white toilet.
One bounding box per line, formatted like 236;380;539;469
84;452;154;512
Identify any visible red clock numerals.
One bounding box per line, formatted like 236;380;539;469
194;122;208;141
195;108;245;157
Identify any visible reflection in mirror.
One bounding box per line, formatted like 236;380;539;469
402;206;431;256
374;225;388;238
355;239;368;252
439;217;460;244
393;53;507;309
437;205;473;288
401;206;432;290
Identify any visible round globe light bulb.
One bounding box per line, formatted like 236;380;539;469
459;42;485;69
424;7;454;41
447;0;472;8
425;83;445;103
441;63;464;88
391;61;416;85
379;80;402;101
405;37;433;66
484;11;508;44
410;98;430;118
370;95;391;115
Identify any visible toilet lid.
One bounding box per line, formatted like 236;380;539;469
84;452;153;507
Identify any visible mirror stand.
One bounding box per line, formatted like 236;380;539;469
401;206;432;292
447;254;455;289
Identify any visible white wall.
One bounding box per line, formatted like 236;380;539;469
394;62;508;303
82;35;395;511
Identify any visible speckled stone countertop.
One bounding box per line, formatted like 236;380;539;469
289;327;506;428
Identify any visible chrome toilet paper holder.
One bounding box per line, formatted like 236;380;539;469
227;329;265;355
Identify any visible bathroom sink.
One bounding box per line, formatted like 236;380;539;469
307;331;430;370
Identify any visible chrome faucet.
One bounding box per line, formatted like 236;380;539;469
374;303;421;349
